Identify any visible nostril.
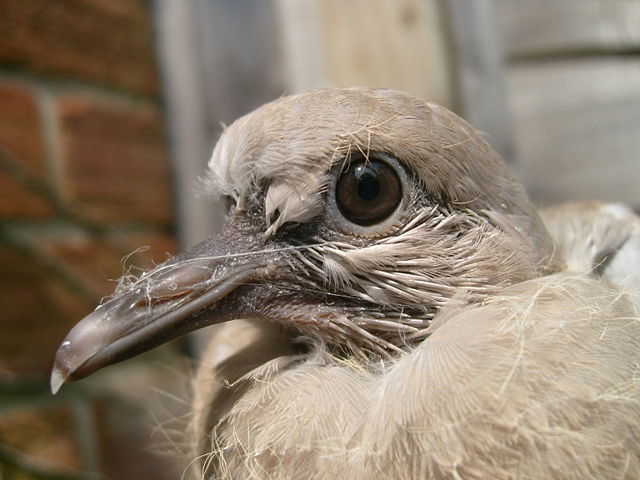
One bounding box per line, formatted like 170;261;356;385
140;264;214;305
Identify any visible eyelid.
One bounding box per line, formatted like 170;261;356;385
326;152;410;236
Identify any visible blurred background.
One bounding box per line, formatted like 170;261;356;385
1;0;639;478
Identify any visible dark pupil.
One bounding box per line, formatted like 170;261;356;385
356;169;380;202
336;157;402;226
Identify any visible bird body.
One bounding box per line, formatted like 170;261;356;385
51;88;640;479
192;274;639;479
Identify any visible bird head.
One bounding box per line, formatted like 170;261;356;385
51;88;556;393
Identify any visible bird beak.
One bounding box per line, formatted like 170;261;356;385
51;222;274;394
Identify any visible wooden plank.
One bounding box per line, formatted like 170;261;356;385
497;0;640;59
196;0;286;128
154;0;217;249
275;0;332;92
314;0;453;108
507;57;640;207
154;0;287;250
154;0;287;355
443;0;514;161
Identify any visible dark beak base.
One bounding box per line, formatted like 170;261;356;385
51;228;273;394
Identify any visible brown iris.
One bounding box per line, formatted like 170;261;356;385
335;156;402;226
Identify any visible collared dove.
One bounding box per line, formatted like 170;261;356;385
52;88;640;479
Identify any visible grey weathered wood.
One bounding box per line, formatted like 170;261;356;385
507;57;640;207
154;0;287;354
313;0;453;108
195;0;286;129
497;0;640;59
154;0;287;250
442;0;514;161
154;0;218;250
275;0;332;93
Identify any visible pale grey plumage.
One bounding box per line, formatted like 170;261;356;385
197;89;558;353
191;275;639;480
183;89;640;479
51;88;640;479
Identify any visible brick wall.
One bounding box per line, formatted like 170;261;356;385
0;1;181;478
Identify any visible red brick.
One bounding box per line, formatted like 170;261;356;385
46;233;177;297
0;175;52;219
95;396;180;480
58;95;174;225
0;81;44;171
0;79;52;218
123;233;178;270
0;405;82;476
0;230;176;375
0;245;95;375
0;0;159;96
44;237;135;298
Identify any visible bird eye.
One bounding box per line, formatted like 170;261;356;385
334;155;403;226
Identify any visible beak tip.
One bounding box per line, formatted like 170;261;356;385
50;366;67;395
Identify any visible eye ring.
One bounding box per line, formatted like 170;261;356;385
327;152;409;235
